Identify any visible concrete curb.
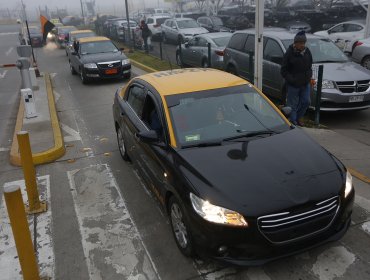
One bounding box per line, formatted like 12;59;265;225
130;59;157;73
10;73;65;166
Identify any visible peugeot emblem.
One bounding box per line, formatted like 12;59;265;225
108;64;114;68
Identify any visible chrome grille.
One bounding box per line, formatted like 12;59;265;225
97;60;121;69
258;196;339;243
336;80;370;93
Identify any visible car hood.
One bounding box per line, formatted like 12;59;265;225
314;31;329;37
176;128;344;217
180;27;209;35
80;51;127;64
318;61;370;81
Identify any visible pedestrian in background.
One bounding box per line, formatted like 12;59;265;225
140;20;152;53
280;31;314;126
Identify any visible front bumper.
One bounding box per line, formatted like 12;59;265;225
185;192;354;266
84;64;131;79
312;88;370;111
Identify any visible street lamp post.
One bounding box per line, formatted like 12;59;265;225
254;0;264;90
124;0;133;52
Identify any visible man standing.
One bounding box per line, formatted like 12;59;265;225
280;31;313;126
140;20;151;53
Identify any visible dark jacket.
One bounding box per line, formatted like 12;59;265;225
141;23;151;38
281;45;313;88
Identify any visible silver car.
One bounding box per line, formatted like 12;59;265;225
351;37;370;70
224;28;370;111
161;18;209;44
176;32;232;69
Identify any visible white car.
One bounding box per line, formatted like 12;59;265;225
314;20;365;53
146;15;170;39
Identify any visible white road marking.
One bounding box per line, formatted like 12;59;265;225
5;47;13;56
0;32;18;36
67;164;160;280
312;246;355;280
54;90;61;103
0;70;8;79
0;176;54;280
60;122;81;142
0;147;10;152
362;221;370;235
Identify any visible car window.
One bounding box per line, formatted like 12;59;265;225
330;24;344;33
80;41;118;55
198;18;205;24
165;20;172;27
142;94;163;137
213;35;232;47
147;18;154;24
127;86;146;117
195;37;208;47
264;38;283;63
177;19;199;29
228;33;247;51
157;18;169;25
244;34;255;53
166;85;288;147
345;24;363;32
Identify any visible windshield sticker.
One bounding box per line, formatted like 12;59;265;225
185;134;200;142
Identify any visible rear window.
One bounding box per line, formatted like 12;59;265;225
213;35;232;47
157;18;169;25
228;33;247;51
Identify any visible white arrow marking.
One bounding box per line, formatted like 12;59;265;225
0;32;18;36
60;122;81;142
0;70;8;79
5;47;13;56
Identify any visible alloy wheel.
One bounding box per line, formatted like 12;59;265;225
170;203;188;249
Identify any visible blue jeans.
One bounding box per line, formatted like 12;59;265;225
286;84;310;124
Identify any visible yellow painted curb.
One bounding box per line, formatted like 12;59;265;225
348;168;370;184
130;59;158;73
10;73;65;166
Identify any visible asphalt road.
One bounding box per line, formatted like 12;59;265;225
1;24;370;280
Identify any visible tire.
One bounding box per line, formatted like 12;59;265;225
162;32;167;44
69;61;77;75
117;127;129;161
168;196;194;257
361;56;370;70
80;69;88;84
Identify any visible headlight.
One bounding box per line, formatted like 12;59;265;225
84;63;97;69
321;80;335;89
121;59;130;65
345;170;353;198
190;193;248;227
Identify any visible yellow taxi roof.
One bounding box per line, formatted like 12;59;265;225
137;68;248;96
79;36;110;43
70;29;93;35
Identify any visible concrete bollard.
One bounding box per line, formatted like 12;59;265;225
29;68;39;90
17;131;47;214
4;184;41;280
16;57;33;89
21;88;37;119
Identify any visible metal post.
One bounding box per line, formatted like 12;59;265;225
80;0;85;24
159;34;163;60
25;20;36;66
207;42;211;68
132;29;135;49
178;40;182;68
4;184;40;280
249;51;254;83
17;131;47;214
365;0;370;38
254;0;264;90
124;0;132;52
315;65;324;126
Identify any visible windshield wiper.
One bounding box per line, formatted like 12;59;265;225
181;141;222;149
223;130;278;141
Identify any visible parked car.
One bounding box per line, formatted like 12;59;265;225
351;37;370;70
55;25;77;48
69;36;131;83
219;15;253;32
146;15;171;39
111;19;138;41
314;20;365;53
176;32;232;69
65;30;96;57
19;25;44;47
283;20;311;33
161;18;209;44
112;68;354;265
197;16;231;33
224;28;370;111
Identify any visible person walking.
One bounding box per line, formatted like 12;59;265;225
280;31;314;126
140;20;151;53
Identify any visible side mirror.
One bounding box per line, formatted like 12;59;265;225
137;130;160;143
280;106;292;118
270;56;283;65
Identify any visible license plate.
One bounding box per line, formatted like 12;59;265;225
349;95;364;103
105;68;118;74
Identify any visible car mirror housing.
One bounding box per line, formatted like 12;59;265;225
137;130;160;143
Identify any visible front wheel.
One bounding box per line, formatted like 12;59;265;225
70;61;77;75
361;56;370;70
80;69;88;84
117;127;129;161
168;196;194;257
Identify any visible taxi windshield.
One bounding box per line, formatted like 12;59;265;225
80;41;118;55
166;85;289;147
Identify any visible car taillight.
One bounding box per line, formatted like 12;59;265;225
215;50;224;56
353;41;363;50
